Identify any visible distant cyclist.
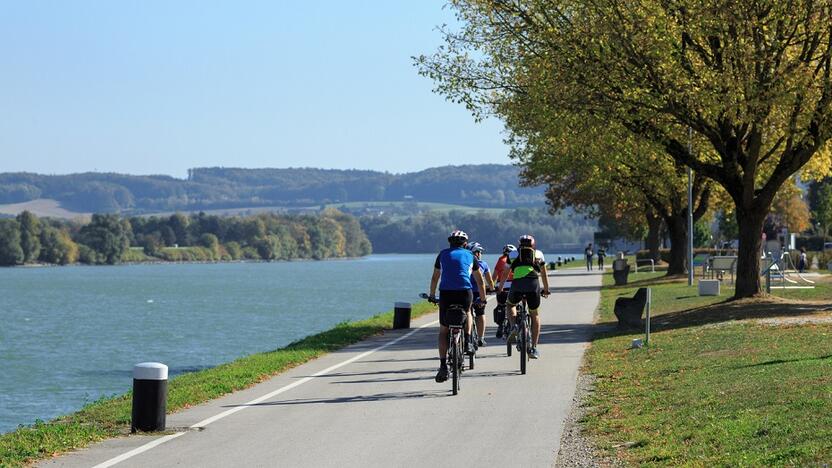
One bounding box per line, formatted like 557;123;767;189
429;230;487;383
468;242;495;347
498;235;550;359
492;244;517;338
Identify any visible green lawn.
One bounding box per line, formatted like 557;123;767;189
0;302;436;467
585;271;832;466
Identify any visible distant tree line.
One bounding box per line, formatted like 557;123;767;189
360;208;596;253
0;209;371;266
0;165;544;213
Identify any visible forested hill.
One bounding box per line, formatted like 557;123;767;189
0;165;544;214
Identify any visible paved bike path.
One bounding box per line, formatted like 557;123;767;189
40;269;601;467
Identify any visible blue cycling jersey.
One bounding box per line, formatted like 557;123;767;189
471;259;489;299
434;247;479;291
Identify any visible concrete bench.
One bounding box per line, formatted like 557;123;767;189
698;279;720;296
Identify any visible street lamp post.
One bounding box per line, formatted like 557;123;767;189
688;127;694;287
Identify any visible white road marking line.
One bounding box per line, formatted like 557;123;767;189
90;433;185;468
92;319;439;467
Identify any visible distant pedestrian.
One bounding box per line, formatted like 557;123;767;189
798;247;807;273
597;247;606;270
584;243;594;271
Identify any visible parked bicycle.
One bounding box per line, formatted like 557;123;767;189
421;293;467;395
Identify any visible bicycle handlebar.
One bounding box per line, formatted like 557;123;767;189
419;292;487;306
419;292;439;304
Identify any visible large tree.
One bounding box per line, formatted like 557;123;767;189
77;214;130;264
0;219;24;266
16;210;41;263
419;0;832;297
504;108;712;274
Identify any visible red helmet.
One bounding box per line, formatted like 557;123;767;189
519;235;535;248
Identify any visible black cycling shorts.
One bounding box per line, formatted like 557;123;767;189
507;277;541;310
471;301;486;317
439;289;472;327
496;290;509;305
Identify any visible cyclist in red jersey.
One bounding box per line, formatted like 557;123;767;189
492;244;516;338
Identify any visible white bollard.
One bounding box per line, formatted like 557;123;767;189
131;362;168;432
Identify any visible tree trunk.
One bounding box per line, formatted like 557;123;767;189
645;209;662;263
734;208;766;298
665;215;687;275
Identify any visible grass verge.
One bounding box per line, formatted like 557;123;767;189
0;302;436;467
584;271;832;465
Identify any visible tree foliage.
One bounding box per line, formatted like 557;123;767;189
0;219;24;266
361;208;595;253
16;210;41;263
418;0;832;297
0;209;373;266
814;181;832;239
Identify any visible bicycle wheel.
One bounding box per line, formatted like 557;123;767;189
452;336;460;395
519;314;527;375
469;321;476;370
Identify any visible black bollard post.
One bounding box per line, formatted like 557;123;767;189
131;362;168;433
393;302;411;329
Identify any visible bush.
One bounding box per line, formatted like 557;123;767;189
121;247;153;262
224;241;242;260
78;244;104;264
156;246;216;262
241;246;260;260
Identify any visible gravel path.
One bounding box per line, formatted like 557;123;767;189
555;371;622;467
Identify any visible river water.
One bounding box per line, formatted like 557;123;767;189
0;252;581;433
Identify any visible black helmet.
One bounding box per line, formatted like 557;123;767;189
519;235;536;248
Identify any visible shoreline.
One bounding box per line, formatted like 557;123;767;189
1;255;372;269
1;251;588;269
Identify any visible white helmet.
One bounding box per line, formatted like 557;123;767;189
448;230;468;243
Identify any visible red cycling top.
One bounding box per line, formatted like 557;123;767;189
493;255;514;283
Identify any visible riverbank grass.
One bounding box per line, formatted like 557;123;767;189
0;302;436;467
585;271;832;465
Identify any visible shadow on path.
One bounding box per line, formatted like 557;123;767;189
595;299;832;337
734;354;832;369
226;390;448;407
549;285;602;293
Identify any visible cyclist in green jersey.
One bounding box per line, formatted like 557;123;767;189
497;235;550;359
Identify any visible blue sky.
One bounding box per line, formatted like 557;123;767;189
0;1;509;177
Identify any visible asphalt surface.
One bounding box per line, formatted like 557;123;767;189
40;269;601;468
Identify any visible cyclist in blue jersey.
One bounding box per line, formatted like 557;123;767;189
429;230;487;383
468;242;495;347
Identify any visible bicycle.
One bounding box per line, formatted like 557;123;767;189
496;304;513;357
467;300;487;370
421;293;467;395
506;294;547;374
